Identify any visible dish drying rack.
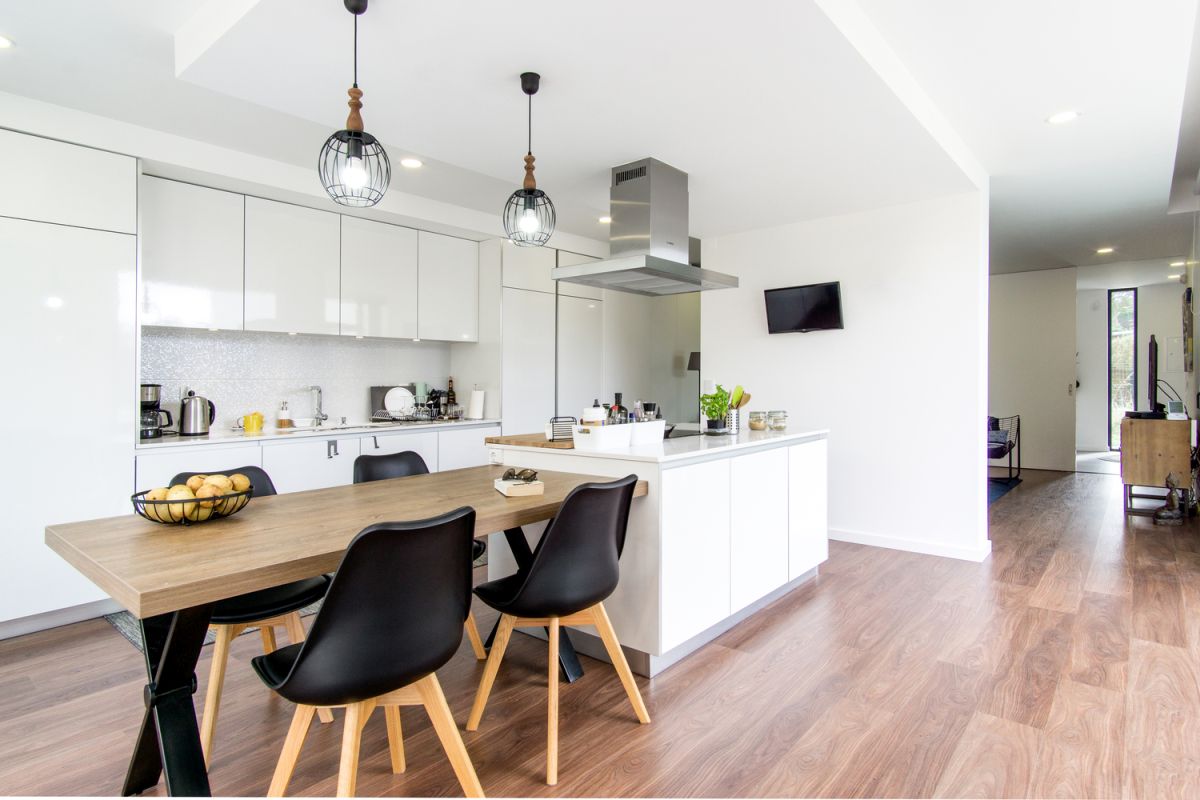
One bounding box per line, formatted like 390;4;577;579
371;408;459;423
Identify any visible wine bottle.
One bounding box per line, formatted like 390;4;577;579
447;377;457;406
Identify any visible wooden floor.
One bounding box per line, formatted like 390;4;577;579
1;469;1198;797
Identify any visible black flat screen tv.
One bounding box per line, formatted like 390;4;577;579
764;281;844;333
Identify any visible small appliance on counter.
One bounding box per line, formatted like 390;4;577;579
180;391;216;436
139;383;174;440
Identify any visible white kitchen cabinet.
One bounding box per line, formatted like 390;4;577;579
139;177;245;331
1;217;135;623
418;231;478;342
729;447;790;612
438;425;501;471
340;216;419;339
0;129;135;234
556;294;604;417
244;197;341;335
135;444;263;492
502;245;557;294
555;250;603;300
261;436;361;493
357;430;439;472
501;287;556;435
789;439;829;579
660;459;731;651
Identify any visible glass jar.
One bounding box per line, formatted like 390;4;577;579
748;411;768;431
767;410;788;431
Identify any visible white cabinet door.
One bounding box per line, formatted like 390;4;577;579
244;198;341;335
556;294;603;417
438;425;501;471
730;447;790;612
1;218;135;622
357;430;439;472
417;231;478;342
135;444;264;492
0;129;136;233
555;250;603;300
501;288;555;435
789;439;829;579
261;436;361;493
660;459;731;651
502;245;557;293
340;216;418;339
140;177;245;330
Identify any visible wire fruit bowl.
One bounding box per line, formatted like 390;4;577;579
131;488;253;525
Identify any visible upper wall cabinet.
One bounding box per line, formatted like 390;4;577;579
0;129;136;234
244;197;341;335
340;216;419;339
555;250;603;300
418;231;478;342
140;177;245;330
502;244;557;294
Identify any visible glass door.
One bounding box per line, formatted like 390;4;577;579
1108;288;1137;449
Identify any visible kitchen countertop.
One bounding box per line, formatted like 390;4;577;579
487;427;828;464
135;418;502;451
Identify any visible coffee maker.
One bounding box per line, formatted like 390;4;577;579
140;384;174;440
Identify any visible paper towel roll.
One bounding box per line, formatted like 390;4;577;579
466;389;486;420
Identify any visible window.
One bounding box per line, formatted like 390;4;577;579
1108;288;1137;449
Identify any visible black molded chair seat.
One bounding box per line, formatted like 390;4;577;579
252;642;303;687
472;538;486;562
472;573;524;610
212;575;331;625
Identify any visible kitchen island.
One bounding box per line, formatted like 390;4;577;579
486;428;828;676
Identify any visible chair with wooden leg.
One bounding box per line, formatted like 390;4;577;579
168;466;333;767
252;506;485;798
466;474;650;785
353;451;489;660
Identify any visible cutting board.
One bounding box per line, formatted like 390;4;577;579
484;433;574;449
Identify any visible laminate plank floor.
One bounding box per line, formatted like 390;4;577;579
2;469;1199;797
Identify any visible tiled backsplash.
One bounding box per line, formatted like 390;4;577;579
141;327;452;432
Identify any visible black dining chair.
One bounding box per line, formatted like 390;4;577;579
465;475;650;785
353;451;488;660
253;507;484;798
167;466;333;766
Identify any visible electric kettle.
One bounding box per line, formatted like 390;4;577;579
180;391;216;436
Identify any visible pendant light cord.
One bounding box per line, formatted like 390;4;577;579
352;14;359;88
527;93;532;155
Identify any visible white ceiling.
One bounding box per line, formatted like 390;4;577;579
1075;258;1189;290
856;0;1198;274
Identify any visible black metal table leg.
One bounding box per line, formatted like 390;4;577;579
121;604;214;797
482;527;585;683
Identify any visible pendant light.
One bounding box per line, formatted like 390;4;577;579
502;72;556;246
318;0;390;207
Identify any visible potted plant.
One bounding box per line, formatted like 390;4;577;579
699;384;731;433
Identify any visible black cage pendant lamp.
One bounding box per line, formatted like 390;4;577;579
318;0;390;207
502;72;556;246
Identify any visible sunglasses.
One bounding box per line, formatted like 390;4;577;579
501;468;539;483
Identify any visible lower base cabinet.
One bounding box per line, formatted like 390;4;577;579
135;443;263;491
261;437;362;493
789;439;829;579
730;447;789;613
358;431;439;472
439;425;501;471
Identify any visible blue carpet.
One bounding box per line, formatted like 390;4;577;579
988;478;1021;504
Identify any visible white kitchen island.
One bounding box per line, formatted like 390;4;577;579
486;428;829;676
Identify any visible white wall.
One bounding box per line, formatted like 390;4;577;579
988;268;1078;472
1076;289;1109;451
702;191;990;561
1137;283;1187;413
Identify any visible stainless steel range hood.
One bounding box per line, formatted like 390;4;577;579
552;158;739;296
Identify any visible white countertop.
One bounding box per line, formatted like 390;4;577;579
136;419;502;451
488;428;828;463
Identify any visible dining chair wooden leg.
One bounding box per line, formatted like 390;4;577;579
200;622;244;767
416;674;485;798
336;699;374;798
384;705;406;774
592;603;650;724
260;624;277;653
547;617;560;785
467;614;514;731
267;704;316;797
465;612;487;660
282;612;333;725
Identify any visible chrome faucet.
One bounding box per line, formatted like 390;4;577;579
308;385;329;426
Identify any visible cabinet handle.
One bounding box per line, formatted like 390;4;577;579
373;436;379;450
327;440;339;459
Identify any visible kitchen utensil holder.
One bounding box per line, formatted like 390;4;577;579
726;408;740;435
550;416;577;441
131;487;254;526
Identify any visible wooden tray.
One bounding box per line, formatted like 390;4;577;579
484;433;574;449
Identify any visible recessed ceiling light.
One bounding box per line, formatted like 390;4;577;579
44;296;63;309
1095;247;1115;255
1169;273;1182;279
598;216;612;224
1170;261;1186;267
1046;109;1081;125
399;158;422;169
0;35;14;49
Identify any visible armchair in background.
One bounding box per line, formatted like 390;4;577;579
987;415;1021;483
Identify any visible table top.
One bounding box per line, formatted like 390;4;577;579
45;465;648;619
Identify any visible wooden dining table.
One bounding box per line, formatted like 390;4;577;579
45;464;648;797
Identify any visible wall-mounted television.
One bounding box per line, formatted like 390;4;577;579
764;281;844;334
